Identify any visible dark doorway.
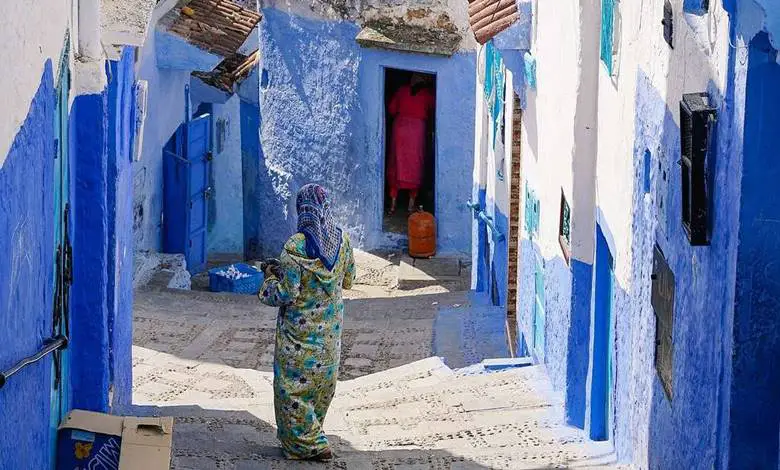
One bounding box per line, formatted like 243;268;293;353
383;68;437;234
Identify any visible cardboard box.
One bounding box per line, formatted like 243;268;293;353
57;410;173;470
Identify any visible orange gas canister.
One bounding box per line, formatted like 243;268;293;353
408;207;437;258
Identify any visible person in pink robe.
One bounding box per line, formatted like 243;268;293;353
387;74;435;214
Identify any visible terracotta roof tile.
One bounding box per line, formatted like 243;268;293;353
162;0;261;58
468;0;520;44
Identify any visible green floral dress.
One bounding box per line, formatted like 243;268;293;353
258;231;355;459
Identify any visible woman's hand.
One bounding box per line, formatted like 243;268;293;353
261;258;283;279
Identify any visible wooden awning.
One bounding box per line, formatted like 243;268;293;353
192;50;259;93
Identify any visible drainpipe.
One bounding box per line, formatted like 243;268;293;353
78;0;102;60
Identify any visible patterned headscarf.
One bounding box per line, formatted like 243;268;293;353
296;183;342;271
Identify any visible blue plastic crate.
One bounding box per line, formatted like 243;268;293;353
208;263;264;294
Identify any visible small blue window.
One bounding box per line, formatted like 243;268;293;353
683;0;709;14
524;52;537;90
600;0;615;74
643;150;652;194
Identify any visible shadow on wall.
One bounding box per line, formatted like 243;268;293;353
522;84;540;163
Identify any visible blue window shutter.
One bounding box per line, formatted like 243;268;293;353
484;41;496;100
600;0;615;74
524;52;537;90
683;0;709;14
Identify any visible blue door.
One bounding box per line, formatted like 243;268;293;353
590;224;614;441
186;114;211;273
163;112;212;274
50;42;72;463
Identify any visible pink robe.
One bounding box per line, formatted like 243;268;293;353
387;85;434;193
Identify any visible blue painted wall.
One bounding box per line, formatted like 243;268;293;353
566;258;592;428
106;48;136;407
155;29;222;72
240;100;262;260
515;238;573;393
0;62;56;469
728;30;780;470
629;65;740;468
0;43;136;470
207;95;245;254
256;9;475;256
71;89;111;413
135;24;191;251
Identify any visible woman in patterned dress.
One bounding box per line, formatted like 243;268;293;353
258;183;356;461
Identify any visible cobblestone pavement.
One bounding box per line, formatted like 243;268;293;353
134;287;473;380
132;251;621;469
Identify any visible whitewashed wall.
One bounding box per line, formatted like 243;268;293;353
208;94;245;254
595;0;731;288
520;0;579;264
0;0;73;166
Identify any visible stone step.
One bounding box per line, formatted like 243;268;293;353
335;365;553;410
397;256;467;290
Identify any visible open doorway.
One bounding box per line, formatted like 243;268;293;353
383;68;437;233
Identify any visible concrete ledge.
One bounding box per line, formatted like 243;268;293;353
482;357;534;370
356;23;461;57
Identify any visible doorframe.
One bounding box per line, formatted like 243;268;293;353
379;65;439;233
589;223;615;441
50;32;72;465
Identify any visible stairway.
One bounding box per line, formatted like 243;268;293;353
131;347;623;469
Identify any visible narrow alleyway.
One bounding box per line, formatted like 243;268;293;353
131;251;621;469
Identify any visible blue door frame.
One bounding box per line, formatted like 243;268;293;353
590;224;614;441
50;40;72;464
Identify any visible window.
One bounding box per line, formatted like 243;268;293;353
643;150;652;194
558;191;571;263
524;52;537;91
525;185;540;238
600;0;617;74
651;244;674;400
680;93;716;246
